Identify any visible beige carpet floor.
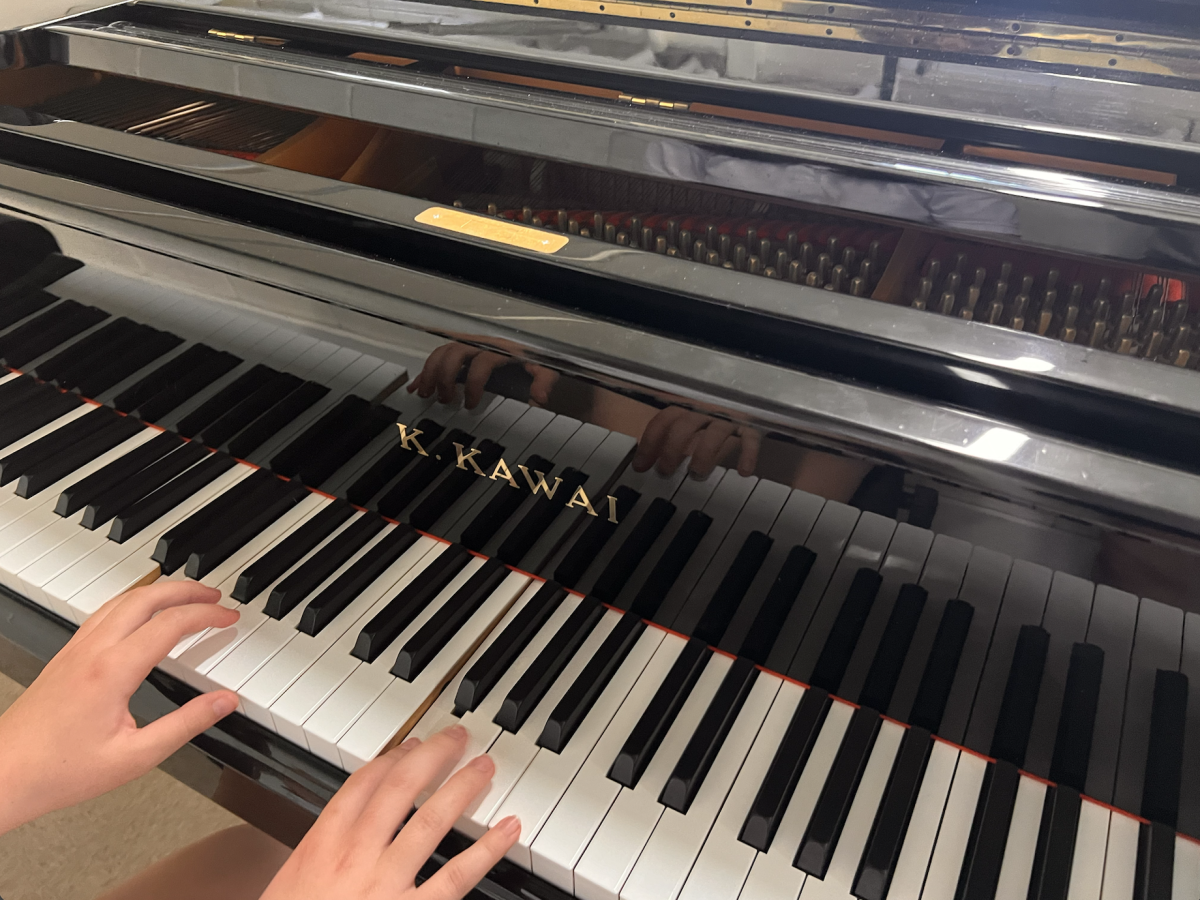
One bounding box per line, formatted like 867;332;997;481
0;672;244;900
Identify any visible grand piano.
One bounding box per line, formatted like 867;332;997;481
0;0;1199;896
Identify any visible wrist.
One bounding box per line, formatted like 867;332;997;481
0;740;43;835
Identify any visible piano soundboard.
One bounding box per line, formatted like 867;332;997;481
0;255;1197;900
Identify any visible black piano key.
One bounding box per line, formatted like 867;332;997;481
133;351;242;423
33;318;135;386
991;625;1050;768
408;439;504;532
231;499;355;602
661;656;759;814
0;407;120;486
858;583;927;714
264;513;388;619
1134;821;1175;900
391;557;511;681
0;254;81;304
176;365;277;439
908;598;974;733
113;343;223;414
454;581;566;715
1143;669;1188;827
740;686;832;852
16;413;143;498
1027;785;1081;900
352;544;473;663
553;485;641;590
74;328;183;398
185;483;309;580
494;594;606;734
194;371;302;448
611;637;711;789
304;405;399;491
55;430;181;517
0;288;55;332
81;440;208;530
739;545;817;666
0;374;41;412
225;380;328;459
955;759;1021;900
269;395;368;479
1048;642;1105;792
539;610;646;753
589;496;675;602
853;725;933;900
694;531;774;646
0;301;109;369
0;384;82;450
629;510;712;621
345;418;444;508
296;524;420;636
151;469;277;575
376;429;472;519
496;468;589;567
795;704;881;878
808;568;884;694
107;452;235;543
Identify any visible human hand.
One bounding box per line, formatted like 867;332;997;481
0;582;239;834
408;343;559;410
632;407;762;479
261;725;519;900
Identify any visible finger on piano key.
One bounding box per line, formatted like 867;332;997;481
1083;585;1138;805
1174;835;1200;900
788;510;897;683
1115;598;1184;815
991;625;1051;768
1048;643;1104;792
232;499;355;603
907;598;973;734
1024;573;1096;780
574;651;734;900
992;772;1047;900
808;568;883;695
885;739;959;900
1027;785;1081;900
487;622;665;868
719;488;827;658
238;534;446;726
678;680;805;900
1065;798;1109;900
885;534;971;725
763;501;861;675
81;441;210;531
736;699;855;900
622;672;782;900
856;583;926;714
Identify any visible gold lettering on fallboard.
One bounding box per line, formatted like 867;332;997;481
396;423;428;456
453;442;486;476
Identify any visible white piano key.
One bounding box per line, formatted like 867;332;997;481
736;700;857;900
1084;585;1139;805
788;509;897;682
1174;835;1200;900
994;773;1048;900
920;749;986;900
839;523;934;704
1066;799;1109;900
677;680;806;900
490;625;667;868
623;673;782;900
0;371;20;385
1178;612;1200;839
574;652;735;900
302;558;489;767
798;718;906;900
334;569;533;771
529;632;689;893
962;559;1053;754
238;535;444;725
1098;812;1138;900
888;740;960;900
887;534;971;724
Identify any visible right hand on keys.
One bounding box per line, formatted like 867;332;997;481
261;724;520;900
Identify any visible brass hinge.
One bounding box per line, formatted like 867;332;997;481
207;29;288;48
618;93;690;111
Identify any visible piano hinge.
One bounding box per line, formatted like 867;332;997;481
618;93;690;111
207;29;288;48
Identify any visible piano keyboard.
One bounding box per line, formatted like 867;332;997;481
1;261;1199;900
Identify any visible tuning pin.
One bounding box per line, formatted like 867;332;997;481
666;246;679;258
987;280;1008;324
775;250;790;275
706;224;718;250
693;240;705;262
1033;288;1056;335
746;227;758;250
962;269;986;320
938;272;960;315
786;231;799;258
1167;298;1189;331
912;277;933;311
1143;330;1165;359
1167;324;1193;363
759;239;772;261
1045;268;1060;292
1112;292;1136;344
798;242;815;273
706;250;720;266
718;233;731;263
666;219;679;247
788;260;803;283
723;261;736;270
1059;302;1080;343
827;265;847;292
602;223;616;243
827;235;841;261
868;240;881;271
850;276;868;297
486;202;499;216
568;219;581;236
816;253;833;286
734;244;748;271
806;271;820;287
953;252;968;275
654;235;668;254
858;259;874;285
841;247;857;273
748;255;763;276
999;261;1013;283
637;226;651;249
1116;336;1137;355
769;267;784;280
926;258;941;288
453;199;464;208
555;209;568;232
677;229;691;255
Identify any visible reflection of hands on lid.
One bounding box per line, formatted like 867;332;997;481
408;342;559;410
633;406;761;479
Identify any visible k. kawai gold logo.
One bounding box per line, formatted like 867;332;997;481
397;423;621;523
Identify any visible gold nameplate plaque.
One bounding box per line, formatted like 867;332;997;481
415;207;570;254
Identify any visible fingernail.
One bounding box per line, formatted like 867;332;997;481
496;815;521;837
400;737;421;750
444;724;468;740
469;754;493;772
212;695;238;717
